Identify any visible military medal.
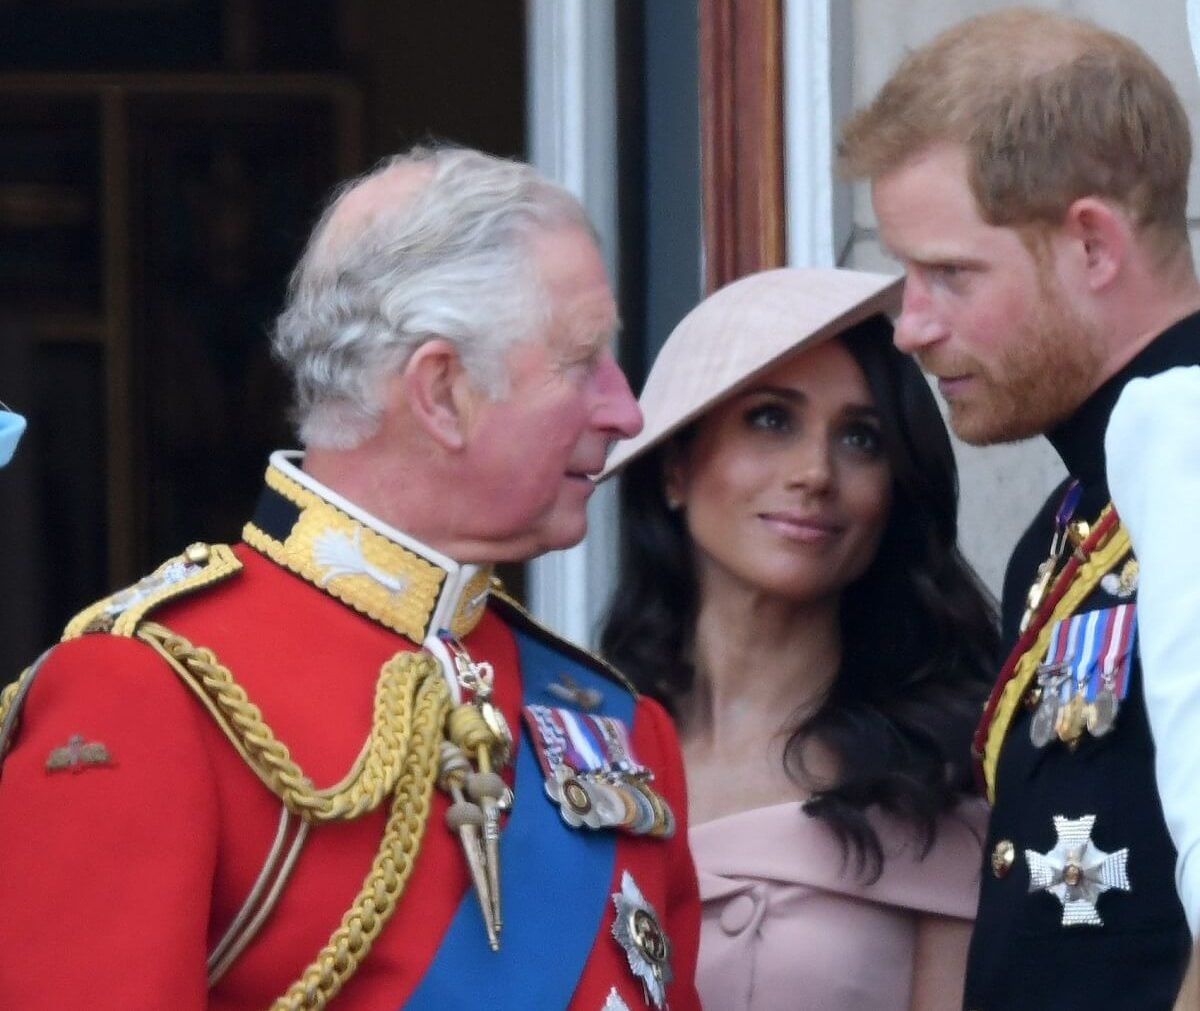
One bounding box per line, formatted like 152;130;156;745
1030;604;1137;748
1029;697;1058;748
1087;671;1118;737
550;763;629;829
523;704;675;838
1076;603;1136;741
1026;814;1130;926
1054;691;1086;748
1029;662;1068;748
611;871;672;1009
1080;601;1136;739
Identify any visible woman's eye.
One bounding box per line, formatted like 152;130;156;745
841;423;883;456
744;402;792;432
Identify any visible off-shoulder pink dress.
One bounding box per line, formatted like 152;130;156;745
690;801;987;1010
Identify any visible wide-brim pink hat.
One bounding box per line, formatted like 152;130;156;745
601;266;903;478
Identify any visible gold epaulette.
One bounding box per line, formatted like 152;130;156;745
486;579;638;697
62;542;243;640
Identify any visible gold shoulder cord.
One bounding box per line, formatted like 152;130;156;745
1;539;456;1009
139;622;441;822
0;650;54;764
0;679;19;723
0;672;25;744
136;623;451;1010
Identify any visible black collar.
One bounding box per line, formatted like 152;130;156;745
1046;308;1200;498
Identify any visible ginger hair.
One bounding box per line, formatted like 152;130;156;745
839;8;1191;260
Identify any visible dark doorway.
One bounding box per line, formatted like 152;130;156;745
0;1;526;678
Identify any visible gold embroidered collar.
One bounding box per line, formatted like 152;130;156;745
243;452;493;644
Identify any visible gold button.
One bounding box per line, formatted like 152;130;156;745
991;839;1016;878
184;542;210;564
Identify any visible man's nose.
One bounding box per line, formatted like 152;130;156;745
594;354;644;438
893;276;947;355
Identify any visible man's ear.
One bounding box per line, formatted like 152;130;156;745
1062;197;1127;292
400;339;478;451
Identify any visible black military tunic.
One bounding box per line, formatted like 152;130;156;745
962;313;1200;1010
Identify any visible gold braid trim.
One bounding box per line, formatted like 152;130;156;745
63;543;242;641
0;654;51;763
0;678;19;725
4;619;455;1007
134;621;452;1008
138;622;435;822
270;665;449;1010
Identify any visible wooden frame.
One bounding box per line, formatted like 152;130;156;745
699;0;786;294
0;73;362;588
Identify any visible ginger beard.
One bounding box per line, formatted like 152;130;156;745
929;269;1106;446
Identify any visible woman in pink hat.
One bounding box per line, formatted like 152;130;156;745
600;268;997;1011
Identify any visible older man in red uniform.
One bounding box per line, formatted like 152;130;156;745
0;146;701;1010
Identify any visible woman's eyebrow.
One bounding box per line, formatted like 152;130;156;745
742;385;880;418
842;403;883;420
740;384;805;402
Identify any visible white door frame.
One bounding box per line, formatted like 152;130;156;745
525;0;620;647
783;0;851;268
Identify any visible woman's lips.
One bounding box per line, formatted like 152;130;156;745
759;512;841;543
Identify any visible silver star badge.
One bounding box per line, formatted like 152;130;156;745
1026;814;1130;926
602;987;632;1011
611;871;672;1009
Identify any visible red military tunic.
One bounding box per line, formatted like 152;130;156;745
0;455;700;1010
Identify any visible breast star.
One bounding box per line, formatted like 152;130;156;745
1025;814;1130;926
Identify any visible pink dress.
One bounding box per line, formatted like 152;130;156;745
690;801;987;1010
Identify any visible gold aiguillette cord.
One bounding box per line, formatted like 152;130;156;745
438;631;513;950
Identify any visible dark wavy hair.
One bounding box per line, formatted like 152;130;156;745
599;313;999;880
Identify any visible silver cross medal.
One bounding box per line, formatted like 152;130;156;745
1029;661;1070;748
1026;814;1130;925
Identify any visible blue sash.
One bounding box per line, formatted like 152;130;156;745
404;626;630;1008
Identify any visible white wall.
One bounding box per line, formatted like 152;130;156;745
843;0;1200;596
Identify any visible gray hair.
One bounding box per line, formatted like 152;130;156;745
272;145;594;448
